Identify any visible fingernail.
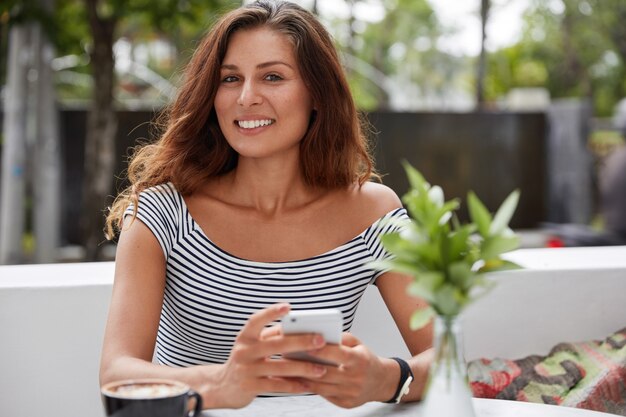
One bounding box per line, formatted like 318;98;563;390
313;335;325;347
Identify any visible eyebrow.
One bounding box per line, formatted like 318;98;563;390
220;61;294;71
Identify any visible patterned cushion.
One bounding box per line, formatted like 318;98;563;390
468;328;626;416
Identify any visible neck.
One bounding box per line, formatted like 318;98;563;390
221;156;322;216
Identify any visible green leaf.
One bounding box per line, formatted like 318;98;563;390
402;160;428;191
452;213;461;230
481;235;520;260
479;259;523;273
379;233;419;262
490;189;520;236
402;190;426;226
448;261;474;291
397;223;426;244
446;224;473;262
407;271;445;302
433;284;463;316
410;307;435;330
428;185;444;207
386;237;439;270
436;199;460;226
467;191;492;238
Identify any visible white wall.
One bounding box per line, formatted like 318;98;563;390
0;262;114;417
1;247;625;417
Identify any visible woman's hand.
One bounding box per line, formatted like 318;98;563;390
213;303;329;409
300;333;399;408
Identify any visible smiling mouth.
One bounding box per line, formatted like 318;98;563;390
236;119;275;129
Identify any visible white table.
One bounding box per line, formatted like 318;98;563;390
201;396;620;417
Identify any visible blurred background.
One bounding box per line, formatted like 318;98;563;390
1;0;625;265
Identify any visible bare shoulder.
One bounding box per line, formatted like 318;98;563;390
338;181;403;228
354;181;403;213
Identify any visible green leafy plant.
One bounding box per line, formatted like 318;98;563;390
373;162;522;330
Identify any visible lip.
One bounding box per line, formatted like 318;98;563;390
235;114;274;122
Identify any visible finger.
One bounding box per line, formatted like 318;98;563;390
239;303;290;340
300;358;355;385
341;332;361;347
306;343;353;366
308;333;363;366
257;376;310;395
260;324;282;340
303;379;359;399
253;333;327;358
253;358;328;379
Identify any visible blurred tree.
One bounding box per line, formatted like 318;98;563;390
476;0;490;109
340;0;459;111
1;0;58;87
485;0;625;116
592;0;626;112
77;0;238;260
1;0;62;264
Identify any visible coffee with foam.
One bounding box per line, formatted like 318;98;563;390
106;382;187;399
101;379;202;417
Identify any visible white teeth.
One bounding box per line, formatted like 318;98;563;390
237;119;274;129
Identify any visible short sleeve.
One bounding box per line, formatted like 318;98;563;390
124;183;181;259
362;208;410;283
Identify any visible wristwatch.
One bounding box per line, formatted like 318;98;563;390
384;357;414;404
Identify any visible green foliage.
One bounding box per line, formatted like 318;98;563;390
371;162;521;329
513;60;548;87
53;0;89;56
3;0;238;100
486;0;626;116
335;0;467;110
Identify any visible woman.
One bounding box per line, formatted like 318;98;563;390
100;0;432;409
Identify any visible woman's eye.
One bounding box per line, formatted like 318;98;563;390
265;74;283;82
221;75;239;83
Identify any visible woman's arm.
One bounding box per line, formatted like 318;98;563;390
100;219;328;408
360;183;433;401
99;218;227;403
375;271;434;401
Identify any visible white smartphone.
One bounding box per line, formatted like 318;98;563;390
281;309;342;366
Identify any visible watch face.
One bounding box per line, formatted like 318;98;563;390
399;375;413;400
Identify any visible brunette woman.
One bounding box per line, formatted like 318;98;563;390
100;0;432;409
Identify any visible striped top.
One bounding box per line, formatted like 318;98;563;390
126;182;407;367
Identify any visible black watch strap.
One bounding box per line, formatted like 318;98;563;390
384;357;414;404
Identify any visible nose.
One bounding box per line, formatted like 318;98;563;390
237;79;262;107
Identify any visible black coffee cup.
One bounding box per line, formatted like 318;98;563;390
101;379;202;417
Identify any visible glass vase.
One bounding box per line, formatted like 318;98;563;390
420;315;476;417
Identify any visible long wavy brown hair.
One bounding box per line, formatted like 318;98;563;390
105;0;376;239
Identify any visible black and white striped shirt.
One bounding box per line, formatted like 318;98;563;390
126;183;407;367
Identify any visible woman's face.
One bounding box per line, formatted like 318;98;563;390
214;27;314;161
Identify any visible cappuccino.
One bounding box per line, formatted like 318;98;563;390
101;379;202;417
106;382;187;399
